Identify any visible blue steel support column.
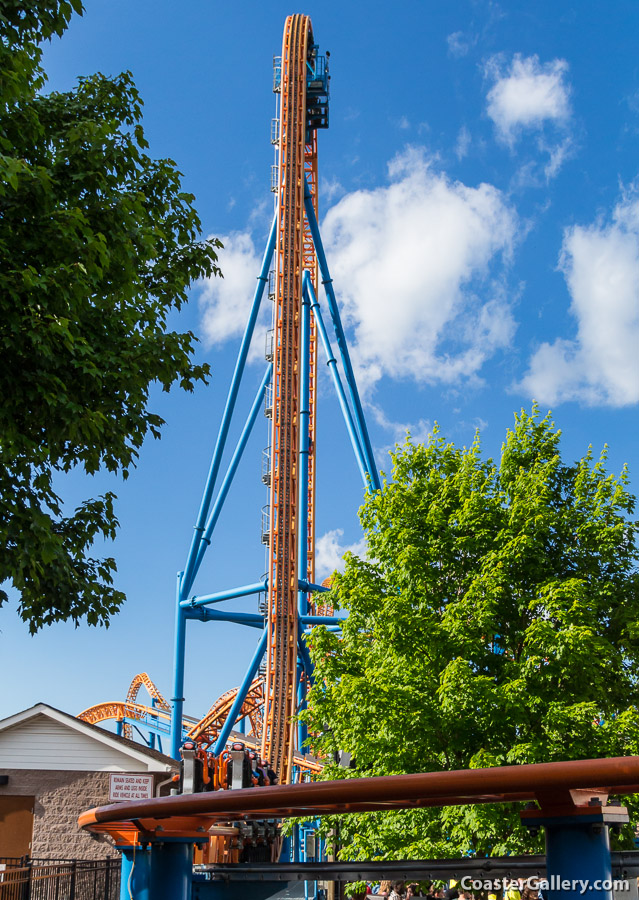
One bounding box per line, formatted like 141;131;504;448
297;631;315;686
297;660;306;753
521;803;628;900
212;629;268;755
296;275;311;755
303;271;369;488
545;821;613;900
280;834;292;863
303;182;380;491
181;216;277;599
170;571;186;759
298;279;311;619
119;846;151;900
292;825;300;863
298;626;315;749
148;842;193;900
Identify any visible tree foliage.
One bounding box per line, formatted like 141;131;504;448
302;407;639;857
0;1;222;630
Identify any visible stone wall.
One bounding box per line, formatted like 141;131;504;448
0;768;167;860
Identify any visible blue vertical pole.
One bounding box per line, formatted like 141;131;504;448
212;630;268;755
170;571;186;759
297;633;314;753
292;825;300;863
303;180;380;491
180;216;277;599
296;660;306;753
149;698;158;750
303;271;369;488
545;821;613;900
280;834;292;863
297;632;315;686
119;846;151;900
521;805;625;900
298;282;311;618
296;278;312;758
148;842;193;900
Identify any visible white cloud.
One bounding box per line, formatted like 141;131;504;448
369;404;432;467
543;137;573;180
199;150;517;395
447;31;475;58
321;147;517;392
199;231;273;363
519;185;639;407
320;176;345;205
370;404;432;445
315;529;367;579
486;54;571;146
455;125;471;160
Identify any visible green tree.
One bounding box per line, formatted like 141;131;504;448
302;407;639;857
0;0;222;630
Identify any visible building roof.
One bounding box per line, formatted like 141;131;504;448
0;704;178;773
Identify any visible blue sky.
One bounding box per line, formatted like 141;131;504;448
1;0;638;729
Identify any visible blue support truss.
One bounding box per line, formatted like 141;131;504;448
169;185;379;763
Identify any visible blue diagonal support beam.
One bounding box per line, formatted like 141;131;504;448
302;272;369;489
193;366;272;575
212;630;268;756
180;216;277;599
303;179;381;491
183;580;267;610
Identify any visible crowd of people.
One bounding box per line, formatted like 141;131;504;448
353;878;539;900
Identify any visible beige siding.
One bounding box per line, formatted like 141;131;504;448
0;768;174;859
0;769;122;858
0;715;150;772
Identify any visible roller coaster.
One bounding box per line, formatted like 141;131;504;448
80;14;377;782
76;15;639;900
78;672;321;772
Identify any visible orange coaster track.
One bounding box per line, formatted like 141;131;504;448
78;673;260;750
186;679;264;748
83;16;346;786
78;672;322;773
263;14;318;784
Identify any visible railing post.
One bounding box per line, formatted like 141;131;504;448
54;862;62;900
69;859;77;900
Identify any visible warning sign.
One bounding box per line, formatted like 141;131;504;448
109;774;153;802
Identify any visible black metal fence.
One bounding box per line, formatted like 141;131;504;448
0;858;121;900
